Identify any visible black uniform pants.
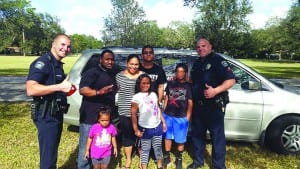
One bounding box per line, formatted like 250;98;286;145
34;110;63;169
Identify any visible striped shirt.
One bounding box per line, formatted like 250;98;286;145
116;71;141;117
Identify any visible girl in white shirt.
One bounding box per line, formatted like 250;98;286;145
131;74;167;169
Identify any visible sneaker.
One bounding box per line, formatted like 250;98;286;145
187;163;203;169
175;157;182;169
162;156;171;167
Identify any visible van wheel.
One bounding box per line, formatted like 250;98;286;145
265;116;300;155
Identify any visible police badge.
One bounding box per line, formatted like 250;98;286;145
205;63;211;70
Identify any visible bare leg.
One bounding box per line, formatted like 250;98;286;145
123;146;132;167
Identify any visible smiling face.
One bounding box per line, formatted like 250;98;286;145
140;76;151;93
126;56;140;75
51;34;71;61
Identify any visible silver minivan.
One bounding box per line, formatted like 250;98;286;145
65;47;300;155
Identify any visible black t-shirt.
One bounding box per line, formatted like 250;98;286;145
79;66;118;124
164;80;192;117
139;63;167;94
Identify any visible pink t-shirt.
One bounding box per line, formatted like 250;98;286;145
88;123;117;159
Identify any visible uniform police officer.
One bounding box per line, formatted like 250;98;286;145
26;34;72;169
187;37;235;169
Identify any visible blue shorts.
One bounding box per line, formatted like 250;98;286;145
163;113;189;144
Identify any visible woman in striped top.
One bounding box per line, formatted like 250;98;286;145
116;54;144;169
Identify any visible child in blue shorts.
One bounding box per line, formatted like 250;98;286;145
162;63;193;169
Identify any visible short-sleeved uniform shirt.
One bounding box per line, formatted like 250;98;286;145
139;64;167;94
79;66;118;124
88;123;117;159
191;52;235;102
164;80;192;117
27;52;67;104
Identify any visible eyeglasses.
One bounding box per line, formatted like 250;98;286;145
142;51;154;55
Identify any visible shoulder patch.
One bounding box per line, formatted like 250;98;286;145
221;61;229;67
34;61;45;70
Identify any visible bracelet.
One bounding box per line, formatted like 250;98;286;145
96;90;99;96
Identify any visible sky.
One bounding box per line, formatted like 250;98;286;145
30;0;294;40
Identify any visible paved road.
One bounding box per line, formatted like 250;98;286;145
0;76;299;102
0;76;31;102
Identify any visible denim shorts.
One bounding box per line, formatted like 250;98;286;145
139;122;163;139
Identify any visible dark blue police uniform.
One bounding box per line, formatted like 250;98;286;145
190;52;235;169
27;52;67;169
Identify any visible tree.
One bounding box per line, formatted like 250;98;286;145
102;0;146;46
70;34;103;53
184;0;253;57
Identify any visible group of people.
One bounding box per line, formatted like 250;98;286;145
26;33;236;169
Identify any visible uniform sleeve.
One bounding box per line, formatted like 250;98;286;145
216;57;235;81
27;56;50;83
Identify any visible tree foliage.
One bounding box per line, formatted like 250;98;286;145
184;0;253;57
102;0;146;46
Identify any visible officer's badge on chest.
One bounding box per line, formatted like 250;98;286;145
205;63;211;70
34;61;45;70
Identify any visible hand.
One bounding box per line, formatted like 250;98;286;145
134;129;143;137
113;147;118;157
204;83;217;99
84;151;89;160
99;84;114;95
162;122;167;132
59;75;72;93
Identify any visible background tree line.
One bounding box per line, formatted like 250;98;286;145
0;0;299;60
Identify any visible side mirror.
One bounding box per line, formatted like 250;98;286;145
241;80;260;90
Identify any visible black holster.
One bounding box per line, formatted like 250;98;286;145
214;92;230;113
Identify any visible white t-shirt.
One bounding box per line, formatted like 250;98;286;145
131;92;161;128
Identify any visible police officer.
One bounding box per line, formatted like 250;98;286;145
26;34;72;169
187;37;235;169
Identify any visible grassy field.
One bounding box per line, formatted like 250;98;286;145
0;103;300;169
0;55;299;168
0;55;300;78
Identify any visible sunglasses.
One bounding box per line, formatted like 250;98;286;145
143;51;154;55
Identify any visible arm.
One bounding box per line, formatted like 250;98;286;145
163;94;168;111
158;83;165;103
204;79;236;99
111;136;117;157
84;137;93;160
26;75;72;96
186;99;193;121
79;84;114;97
159;108;167;132
131;102;142;137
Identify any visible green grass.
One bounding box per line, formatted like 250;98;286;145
0;55;300;78
0;55;80;76
0;103;300;169
240;59;300;79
